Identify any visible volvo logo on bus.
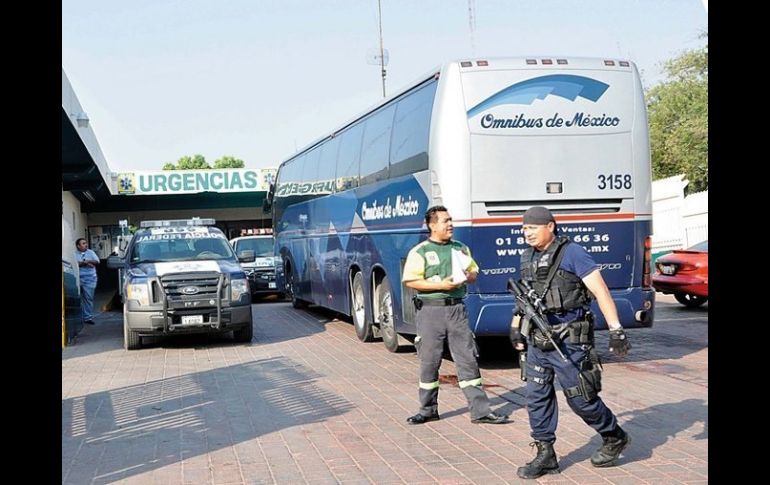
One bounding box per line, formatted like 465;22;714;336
181;286;200;295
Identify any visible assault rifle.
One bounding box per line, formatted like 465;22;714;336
507;278;568;362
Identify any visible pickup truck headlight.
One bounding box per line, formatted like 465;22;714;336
230;278;249;301
127;283;150;306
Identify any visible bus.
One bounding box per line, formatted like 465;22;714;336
265;56;655;352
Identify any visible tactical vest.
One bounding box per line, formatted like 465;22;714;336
520;236;593;313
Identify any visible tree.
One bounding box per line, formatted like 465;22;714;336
646;35;708;192
213;156;245;169
162;154;210;170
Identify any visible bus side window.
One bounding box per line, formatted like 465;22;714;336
316;136;340;195
335;123;364;192
301;147;321;194
359;104;396;186
390;80;437;178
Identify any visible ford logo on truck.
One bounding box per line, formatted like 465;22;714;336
181;286;200;295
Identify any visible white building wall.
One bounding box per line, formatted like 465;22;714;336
651;174;708;254
62;188;89;288
651;175;688;253
682;190;708;247
62;189;89;258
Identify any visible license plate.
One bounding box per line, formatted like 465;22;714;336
660;264;676;275
268;282;276;289
181;315;204;325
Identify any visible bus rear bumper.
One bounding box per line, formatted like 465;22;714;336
465;287;656;336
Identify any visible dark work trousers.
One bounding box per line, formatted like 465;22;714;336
414;303;492;419
525;340;618;443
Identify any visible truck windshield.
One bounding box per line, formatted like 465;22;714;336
131;237;234;263
236;238;274;257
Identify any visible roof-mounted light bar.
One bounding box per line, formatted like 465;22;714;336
140;217;216;228
242;228;274;235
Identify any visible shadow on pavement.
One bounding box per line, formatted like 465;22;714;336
557;398;708;470
594;298;708;365
62;356;354;484
62;300;330;359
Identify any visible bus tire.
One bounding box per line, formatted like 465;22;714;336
352;272;374;342
286;263;307;309
378;276;406;353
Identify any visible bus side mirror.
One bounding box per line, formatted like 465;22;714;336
263;182;274;213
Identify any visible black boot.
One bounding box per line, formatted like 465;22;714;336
591;428;630;467
517;441;560;479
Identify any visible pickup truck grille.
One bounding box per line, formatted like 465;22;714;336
157;272;224;303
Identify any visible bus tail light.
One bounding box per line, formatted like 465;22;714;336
643;236;652;287
430;170;443;205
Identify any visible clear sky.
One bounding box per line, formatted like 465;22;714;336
62;0;707;172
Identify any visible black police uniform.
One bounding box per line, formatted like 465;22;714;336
519;236;620;443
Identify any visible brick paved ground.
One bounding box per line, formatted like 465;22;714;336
62;294;707;484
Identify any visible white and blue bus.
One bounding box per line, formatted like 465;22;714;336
266;57;655;352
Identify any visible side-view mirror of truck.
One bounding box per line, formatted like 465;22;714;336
238;250;256;263
106;254;125;269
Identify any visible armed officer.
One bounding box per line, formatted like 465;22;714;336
402;205;509;425
510;206;632;479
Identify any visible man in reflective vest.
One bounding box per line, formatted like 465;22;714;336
402;205;509;425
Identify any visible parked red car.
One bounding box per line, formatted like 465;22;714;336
652;240;708;307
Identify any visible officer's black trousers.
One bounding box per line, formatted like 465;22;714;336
525;340;617;443
414;303;492;420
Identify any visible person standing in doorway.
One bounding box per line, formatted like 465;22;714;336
75;238;99;325
402;205;510;425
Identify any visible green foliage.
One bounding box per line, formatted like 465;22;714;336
213;156;245;169
646;35;708;192
177;154;210;170
162;155;247;170
162;154;210;170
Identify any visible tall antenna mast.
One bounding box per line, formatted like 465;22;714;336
468;0;476;57
367;0;389;97
378;0;386;97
